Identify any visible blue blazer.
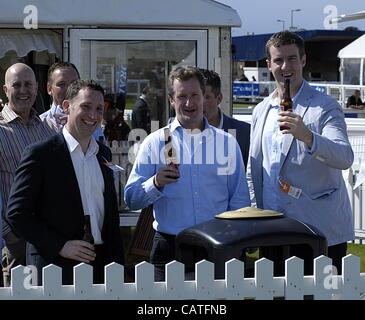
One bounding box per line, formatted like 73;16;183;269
247;81;354;246
222;113;250;170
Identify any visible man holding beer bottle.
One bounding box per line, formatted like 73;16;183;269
125;66;251;281
6;80;124;284
247;31;354;274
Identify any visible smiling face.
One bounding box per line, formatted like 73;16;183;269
267;43;306;96
63;87;104;142
3;63;38;118
169;77;204;130
48;67;79;107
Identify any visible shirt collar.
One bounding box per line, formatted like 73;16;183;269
1;104;40;124
62;126;99;156
50;103;65;115
169;116;211;133
269;80;305;108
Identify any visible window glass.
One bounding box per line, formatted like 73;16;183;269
80;40;196;126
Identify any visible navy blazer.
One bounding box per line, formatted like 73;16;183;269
6;133;124;283
222;113;251;170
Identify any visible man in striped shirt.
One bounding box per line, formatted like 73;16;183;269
0;63;56;286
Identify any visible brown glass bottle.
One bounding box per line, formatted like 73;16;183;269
280;78;293;131
83;215;94;244
164;129;178;166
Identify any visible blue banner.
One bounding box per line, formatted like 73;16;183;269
233;82;259;98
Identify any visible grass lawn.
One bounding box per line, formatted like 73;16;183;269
244;243;365;273
347;243;365;272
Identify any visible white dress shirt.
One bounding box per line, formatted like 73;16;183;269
63;127;105;244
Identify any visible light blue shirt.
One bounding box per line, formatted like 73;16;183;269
124;118;251;235
262;81;314;211
262;96;283;211
40;103;105;142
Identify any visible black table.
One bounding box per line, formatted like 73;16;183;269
176;216;327;278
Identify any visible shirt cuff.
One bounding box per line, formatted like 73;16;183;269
305;130;317;155
142;176;164;203
306;132;327;163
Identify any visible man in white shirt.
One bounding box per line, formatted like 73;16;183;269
6;80;124;284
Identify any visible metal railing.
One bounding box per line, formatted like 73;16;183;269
233;81;365;109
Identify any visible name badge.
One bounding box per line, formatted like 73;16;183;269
279;178;302;199
288;186;302;199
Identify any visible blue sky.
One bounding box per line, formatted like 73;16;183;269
217;0;365;36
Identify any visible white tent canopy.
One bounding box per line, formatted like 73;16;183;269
0;0;241;27
338;35;365;86
0;29;61;59
338;34;365;59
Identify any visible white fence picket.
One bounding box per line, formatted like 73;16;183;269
104;263;125;299
225;259;245;300
165;261;185;300
195;260;217;300
285;257;305;300
342;255;361;300
10;265;43;299
42;264;73;299
255;258;276;300
313;256;333;300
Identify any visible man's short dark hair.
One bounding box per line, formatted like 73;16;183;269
199;69;221;97
266;31;305;60
65;80;104;101
142;86;150;95
47;62;80;84
168;66;205;98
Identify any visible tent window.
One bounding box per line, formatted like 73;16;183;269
343;58;361;85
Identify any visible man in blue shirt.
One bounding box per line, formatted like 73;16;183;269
124;67;250;281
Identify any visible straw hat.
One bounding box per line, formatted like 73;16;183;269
215;207;283;219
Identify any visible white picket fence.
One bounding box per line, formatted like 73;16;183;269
1;255;364;300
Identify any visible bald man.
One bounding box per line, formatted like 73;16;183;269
0;63;56;286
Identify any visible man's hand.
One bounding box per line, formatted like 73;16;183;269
59;240;95;263
154;164;180;188
350;104;365;110
278;111;313;148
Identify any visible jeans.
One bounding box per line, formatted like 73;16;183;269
149;231;176;282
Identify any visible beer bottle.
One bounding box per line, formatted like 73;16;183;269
83;215;94;244
280;78;293;131
164;128;178;165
